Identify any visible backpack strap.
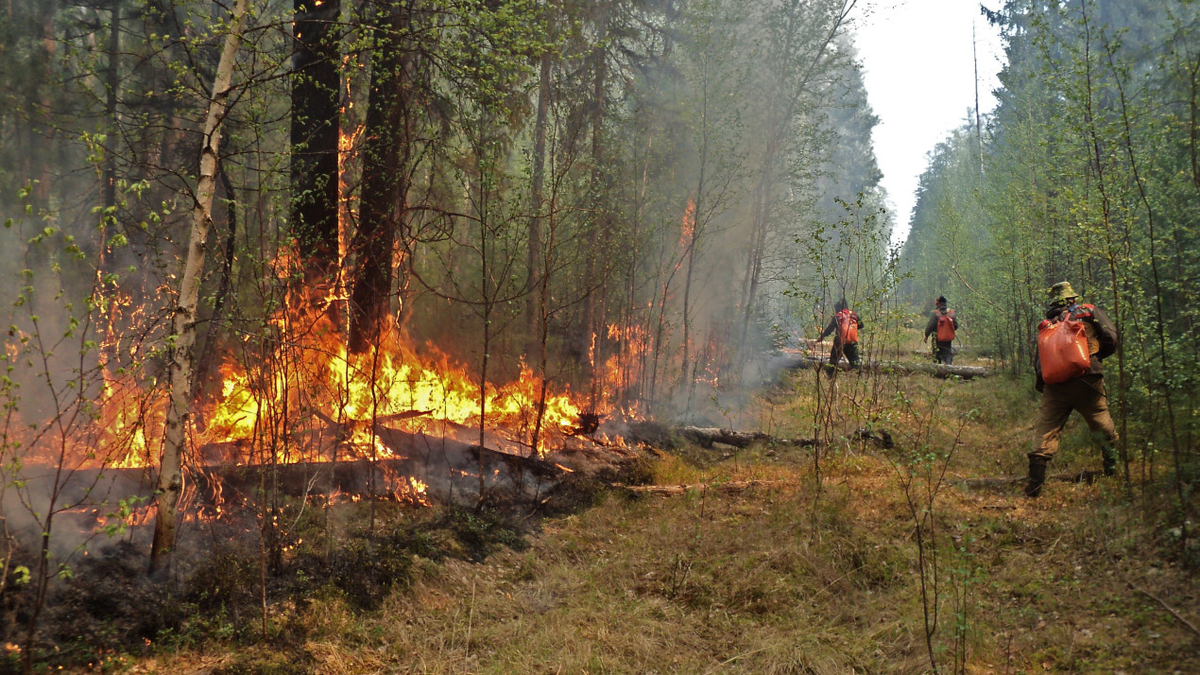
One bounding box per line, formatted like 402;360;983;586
1069;303;1094;320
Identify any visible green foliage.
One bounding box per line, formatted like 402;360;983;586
901;0;1200;543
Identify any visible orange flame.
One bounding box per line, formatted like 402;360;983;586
679;197;696;250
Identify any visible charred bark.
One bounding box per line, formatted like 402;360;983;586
290;0;342;285
676;426;814;449
348;1;416;353
192;168;239;412
578;25;608;386
622;420;815;450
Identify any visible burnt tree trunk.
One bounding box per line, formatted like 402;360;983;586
193;168;239;410
348;1;416;353
290;0;341;286
579;24;607;392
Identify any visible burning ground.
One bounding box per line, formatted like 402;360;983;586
2;334;1197;674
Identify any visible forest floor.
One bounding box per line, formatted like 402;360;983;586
39;345;1200;674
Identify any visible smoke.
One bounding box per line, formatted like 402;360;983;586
2;463;158;573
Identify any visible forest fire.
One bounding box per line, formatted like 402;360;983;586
91;330;592;474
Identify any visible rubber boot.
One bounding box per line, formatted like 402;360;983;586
1025;456;1048;498
1102;453;1117;477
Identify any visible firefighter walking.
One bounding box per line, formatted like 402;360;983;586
924;296;957;365
819;299;864;370
1026;281;1120;497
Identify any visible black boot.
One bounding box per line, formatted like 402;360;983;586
1025;456;1048;498
1102;454;1117;477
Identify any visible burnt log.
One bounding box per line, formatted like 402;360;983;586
21;427;570;516
675;426;814;449
622;420;815;450
771;353;989;380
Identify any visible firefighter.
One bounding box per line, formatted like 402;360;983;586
1026;281;1120;497
819;298;864;369
924;296;958;365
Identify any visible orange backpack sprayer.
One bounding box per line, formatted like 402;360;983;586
936;310;956;342
1037;307;1092;384
835;309;859;343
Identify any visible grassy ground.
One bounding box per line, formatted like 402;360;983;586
51;364;1200;674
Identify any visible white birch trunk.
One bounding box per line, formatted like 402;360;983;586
150;0;250;575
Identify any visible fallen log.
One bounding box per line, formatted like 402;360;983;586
621;421;897;452
771;353;989;379
676;426;816;449
622;420;816;450
21;425;571;514
614;479;792;496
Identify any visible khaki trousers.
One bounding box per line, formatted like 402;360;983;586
1030;375;1117;461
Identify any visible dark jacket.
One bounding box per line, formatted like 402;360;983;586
924;308;958;342
1034;302;1119;390
820;310;863;344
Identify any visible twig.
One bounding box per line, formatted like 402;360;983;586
1128;582;1200;637
951;264;1003;312
1044;534;1063;554
703;645;772;673
1102;524;1200;639
465;579;477;660
808;563;867;601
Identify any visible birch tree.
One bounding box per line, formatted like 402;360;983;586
150;0;252;575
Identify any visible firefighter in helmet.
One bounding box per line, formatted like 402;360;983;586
1027;281;1120;497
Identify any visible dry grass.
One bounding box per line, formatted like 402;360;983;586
72;370;1199;674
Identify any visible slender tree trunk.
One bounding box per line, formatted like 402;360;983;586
193;169;239;411
104;0;120;213
739;157;773;350
477;161;492;504
529;182;560;457
680;56;710;393
580;26;607;392
680;235;697;388
149;0;250;575
973;23;984;178
526;50;551;364
1108;41;1190;552
95;0;123;400
30;0;56;213
1079;4;1130;490
1190;52;1200;193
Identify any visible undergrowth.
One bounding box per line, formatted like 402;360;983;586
8;371;1199;674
